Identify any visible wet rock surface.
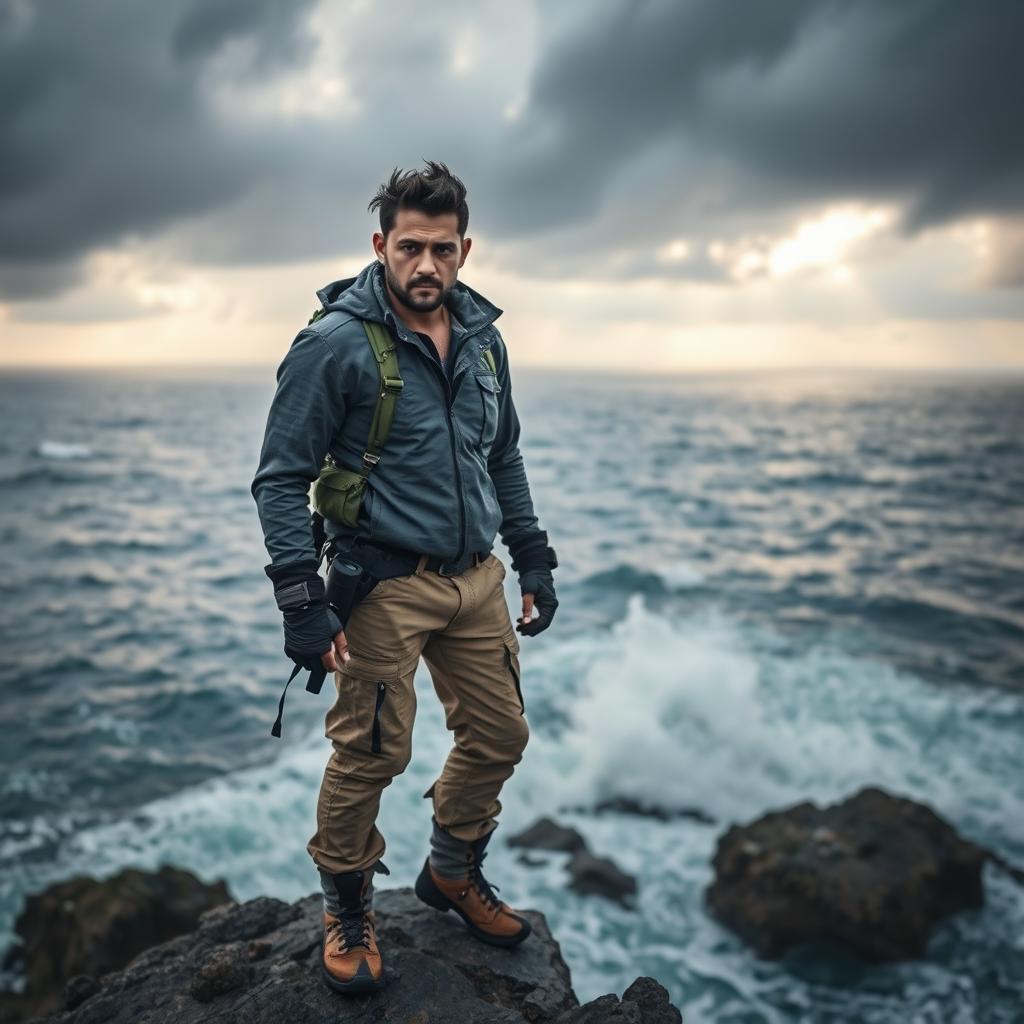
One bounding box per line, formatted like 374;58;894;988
11;886;681;1023
508;817;588;853
706;786;986;961
509;817;639;907
562;797;716;826
565;851;638;908
0;864;232;1023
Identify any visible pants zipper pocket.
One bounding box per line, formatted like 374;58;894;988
371;681;387;753
504;647;524;715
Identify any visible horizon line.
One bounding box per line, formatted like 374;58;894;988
1;361;1024;379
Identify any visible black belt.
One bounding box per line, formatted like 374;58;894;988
347;539;491;580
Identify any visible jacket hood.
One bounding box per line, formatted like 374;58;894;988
315;259;503;336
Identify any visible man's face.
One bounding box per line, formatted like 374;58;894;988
373;208;471;315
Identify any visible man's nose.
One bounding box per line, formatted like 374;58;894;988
415;252;438;278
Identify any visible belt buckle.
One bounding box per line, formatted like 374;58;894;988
438;552;475;576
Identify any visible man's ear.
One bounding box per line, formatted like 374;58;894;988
459;236;472;267
372;231;386;261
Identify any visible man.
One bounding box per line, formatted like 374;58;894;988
250;161;558;996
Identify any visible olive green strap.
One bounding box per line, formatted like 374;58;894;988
361;320;403;474
307;307;495;477
361;326;492;470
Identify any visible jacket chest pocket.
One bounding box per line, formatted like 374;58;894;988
474;371;501;450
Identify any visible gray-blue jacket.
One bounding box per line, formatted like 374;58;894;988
251;259;541;569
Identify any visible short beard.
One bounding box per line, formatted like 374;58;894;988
382;259;453;313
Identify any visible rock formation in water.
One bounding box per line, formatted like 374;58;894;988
705;786;986;961
0;865;231;1022
508;817;639;907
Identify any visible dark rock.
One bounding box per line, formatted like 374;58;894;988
706;786;986;961
567;796;716;826
557;994;624;1023
374;888;576;1021
621;977;683;1023
15;884;682;1024
567;851;638;908
245;939;273;962
510;817;639;908
60;979;98;1014
508;817;588;853
190;943;249;1003
554;977;681;1023
195;895;298;945
0;864;231;1021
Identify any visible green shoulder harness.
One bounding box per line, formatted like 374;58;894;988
307;309;496;528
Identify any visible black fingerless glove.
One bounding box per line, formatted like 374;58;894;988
281;601;342;670
264;558;341;738
508;531;559;637
517;567;557;636
264;558;339;670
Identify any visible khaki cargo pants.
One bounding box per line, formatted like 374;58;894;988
307;551;528;874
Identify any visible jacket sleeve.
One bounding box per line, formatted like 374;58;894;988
251;327;347;568
486;332;541;550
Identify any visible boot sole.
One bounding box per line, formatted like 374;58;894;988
414;859;532;948
319;938;385;995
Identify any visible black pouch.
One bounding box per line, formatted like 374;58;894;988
326;555;379;630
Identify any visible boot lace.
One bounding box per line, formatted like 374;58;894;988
327;899;372;953
467;850;503;913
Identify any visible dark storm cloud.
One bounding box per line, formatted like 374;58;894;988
0;0;317;298
171;0;313;68
2;0;1023;306
490;1;810;232
496;0;1024;237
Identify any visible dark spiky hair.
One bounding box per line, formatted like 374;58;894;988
368;160;469;238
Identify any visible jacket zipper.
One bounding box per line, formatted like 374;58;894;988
445;401;467;561
427;350;467;562
371;680;386;753
393;317;473;563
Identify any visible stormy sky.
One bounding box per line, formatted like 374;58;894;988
2;0;1023;369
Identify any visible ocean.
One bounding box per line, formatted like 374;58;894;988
1;365;1022;1022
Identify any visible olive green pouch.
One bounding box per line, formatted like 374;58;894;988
311;462;367;529
309;318;402;528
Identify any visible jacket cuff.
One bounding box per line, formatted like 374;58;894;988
264;557;323;589
508;530;558;573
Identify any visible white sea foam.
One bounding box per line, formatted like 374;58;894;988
523;595;1024;841
656;561;706;589
37;440;93;459
4;594;1023;1017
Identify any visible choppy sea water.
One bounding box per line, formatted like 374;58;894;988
0;365;1022;1022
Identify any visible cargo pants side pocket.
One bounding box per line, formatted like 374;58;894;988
502;629;524;715
327;657;405;761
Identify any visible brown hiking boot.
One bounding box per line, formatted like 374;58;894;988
414;831;532;947
320;868;385;994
